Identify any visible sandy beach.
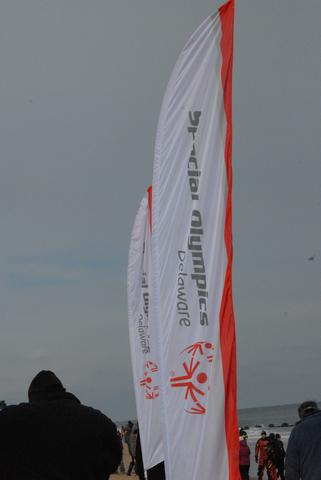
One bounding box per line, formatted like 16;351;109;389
110;473;133;480
110;442;255;480
111;474;255;480
109;442;132;479
111;475;255;480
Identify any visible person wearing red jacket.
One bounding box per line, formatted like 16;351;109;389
255;431;269;480
239;430;251;480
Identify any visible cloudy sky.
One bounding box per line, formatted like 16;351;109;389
0;0;320;421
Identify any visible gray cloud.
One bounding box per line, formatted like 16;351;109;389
0;0;320;419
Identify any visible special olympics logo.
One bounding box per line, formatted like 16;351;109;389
139;361;160;400
170;341;214;415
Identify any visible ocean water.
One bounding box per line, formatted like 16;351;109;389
238;403;299;478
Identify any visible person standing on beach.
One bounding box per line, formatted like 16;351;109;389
239;430;251;480
255;430;269;480
117;428;126;474
130;423;166;480
126;421;138;475
285;400;321;480
124;420;135;475
275;433;285;480
266;433;279;480
0;370;122;479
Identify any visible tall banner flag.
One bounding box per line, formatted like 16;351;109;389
151;1;239;479
128;188;163;470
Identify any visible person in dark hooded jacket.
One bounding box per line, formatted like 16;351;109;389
285;400;321;480
0;370;122;479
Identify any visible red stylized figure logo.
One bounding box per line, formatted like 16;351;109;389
170;341;214;415
139;361;160;400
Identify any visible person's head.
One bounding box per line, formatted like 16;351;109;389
298;400;319;419
261;430;267;439
269;433;275;440
28;370;65;404
275;433;281;440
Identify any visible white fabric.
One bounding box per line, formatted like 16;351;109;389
151;11;230;480
128;194;163;470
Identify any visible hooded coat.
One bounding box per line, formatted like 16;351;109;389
0;371;122;480
285;410;321;480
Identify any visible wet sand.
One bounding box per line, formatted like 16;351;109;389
111;474;254;480
109;441;255;479
110;442;133;479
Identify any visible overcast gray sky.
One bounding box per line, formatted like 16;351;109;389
0;0;320;421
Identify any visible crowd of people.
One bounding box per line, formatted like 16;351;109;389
0;371;319;479
239;429;285;480
118;421;165;480
0;370;165;479
239;400;321;480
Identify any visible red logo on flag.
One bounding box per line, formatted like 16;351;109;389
170;341;214;415
139;361;160;400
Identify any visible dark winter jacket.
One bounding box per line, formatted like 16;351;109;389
285;410;321;480
0;370;121;479
147;461;166;480
267;437;282;465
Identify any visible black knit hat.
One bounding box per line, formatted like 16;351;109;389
28;370;66;403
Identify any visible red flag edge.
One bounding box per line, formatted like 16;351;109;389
219;1;240;479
